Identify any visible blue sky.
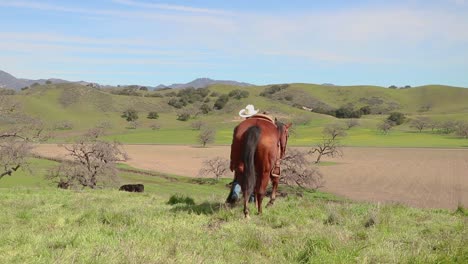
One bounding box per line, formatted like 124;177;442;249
1;0;467;87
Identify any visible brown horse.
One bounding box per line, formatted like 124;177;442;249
230;116;291;218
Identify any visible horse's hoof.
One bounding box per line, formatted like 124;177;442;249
245;214;251;220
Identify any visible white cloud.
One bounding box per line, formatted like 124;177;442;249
111;0;229;15
1;1;467;66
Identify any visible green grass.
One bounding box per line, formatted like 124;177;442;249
340;129;468;148
0;188;466;263
102;124;468;148
1;157;467;263
0;158;58;188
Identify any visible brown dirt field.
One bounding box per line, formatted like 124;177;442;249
33;144;468;209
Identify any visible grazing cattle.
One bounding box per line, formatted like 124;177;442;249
119;184;144;192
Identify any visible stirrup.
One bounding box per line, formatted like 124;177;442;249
271;166;280;177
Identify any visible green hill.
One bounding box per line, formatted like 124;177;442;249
5;82;468;147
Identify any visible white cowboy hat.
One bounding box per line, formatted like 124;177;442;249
239;104;258;118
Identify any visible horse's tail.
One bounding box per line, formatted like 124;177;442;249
242;125;261;198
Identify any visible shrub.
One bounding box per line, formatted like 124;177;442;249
167;194;195;205
54;121;73;130
177;112;191;121
149;123;161;130
0;89;16;95
147;111;159;119
121;109;138;122
259;84;289;97
168;98;186;109
200;103;212;114
228;89;249;99
387;112;405;125
334;106;362;118
213;95;229;110
147;93;163;98
359;106;371;115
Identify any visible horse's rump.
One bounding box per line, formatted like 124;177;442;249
230;118;280;175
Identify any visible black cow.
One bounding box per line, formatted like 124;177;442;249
119;184;144;193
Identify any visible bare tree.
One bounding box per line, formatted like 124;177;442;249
410;116;431;132
377;120;394;135
292;115;312;126
1;95;46;179
310;138;343;164
455;122;468;139
198;156;229;180
0;140;33;178
149;122;161;130
345;119;360;129
310;125;346;163
47;131;128;189
323;123;347;139
428;120;438;132
53;120;74;130
438;120;458;134
191;120;207;130
280;149;324;189
198;127;216;147
96;120;113;130
83;127;106;139
418;103;433;112
129;120;139;129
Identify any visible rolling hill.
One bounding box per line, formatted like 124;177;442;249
4;82;468;147
0;70;70;90
156;77;253;89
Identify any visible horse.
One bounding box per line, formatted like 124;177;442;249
230;115;291;218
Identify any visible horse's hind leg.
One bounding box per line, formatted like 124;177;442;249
256;171;270;214
243;190;250;219
267;175;279;207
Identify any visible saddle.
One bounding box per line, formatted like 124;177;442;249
249;114;275;124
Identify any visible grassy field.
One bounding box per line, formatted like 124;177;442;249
1;158;467;263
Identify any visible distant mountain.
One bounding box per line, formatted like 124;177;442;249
156;78;253;89
0;70;70;90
